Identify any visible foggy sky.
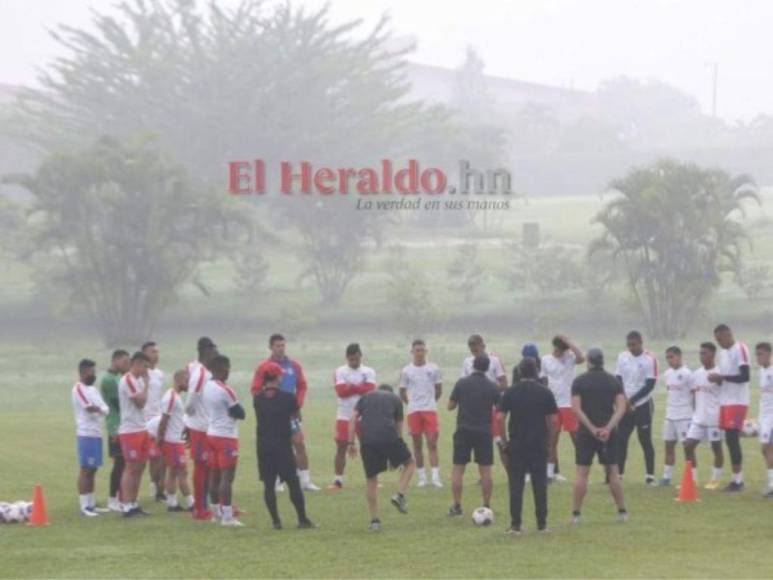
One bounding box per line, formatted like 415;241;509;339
1;0;771;123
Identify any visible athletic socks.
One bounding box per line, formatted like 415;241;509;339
662;465;673;480
298;470;310;486
417;468;427;482
732;472;744;484
547;463;555;478
221;505;233;522
334;475;344;485
166;494;178;508
79;494;90;510
767;469;773;490
211;503;222;520
185;495;195;509
431;467;440;480
711;467;723;481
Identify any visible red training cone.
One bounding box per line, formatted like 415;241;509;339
675;461;700;503
28;483;50;526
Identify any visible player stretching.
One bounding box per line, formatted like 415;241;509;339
184;337;218;520
329;343;376;491
540;335;585;483
684;342;725;488
659;346;694;486
72;359;110;517
118;351;152;517
399;339;443;488
709;324;750;492
754;342;773;497
101;349;130;512
152;369;195;512
203;355;246;526
141;341;166;502
615;331;658;485
253;362;316;529
251;334;320;492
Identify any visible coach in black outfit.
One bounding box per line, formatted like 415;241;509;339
253;362;315;530
497;357;558;535
570;347;628;524
448;354;501;517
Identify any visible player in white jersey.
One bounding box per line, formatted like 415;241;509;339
118;351;151;517
141;341;166;502
71;359;110;517
540;335;585;483
399;339;442;488
329;343;376;490
709;324;750;492
148;368;195;512
684;342;725;488
615;330;658;485
658;346;694;486
203;355;246;526
754;342;773;497
184;337;218;520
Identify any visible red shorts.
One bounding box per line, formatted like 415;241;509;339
555;408;578;433
719;405;748;430
335;419;361;443
163;442;187;468
119;431;150;463
208;436;239;469
407;411;439;436
188;428;210;464
148;436;162;460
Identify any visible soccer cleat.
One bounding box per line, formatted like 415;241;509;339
537;527;551;534
504;526;523;536
645;475;656;487
723;481;745;493
369;519;382;532
448;505;463;518
221;518;245;527
167;505;187;513
554;474;568;483
298;519;318;530
303;482;321;492
80;507;99;517
704;480;721;491
390;493;408;514
327;481;343;491
92;505;110;513
122;507;145;518
107;498;123;512
417;478;428;488
617;510;629;523
135;507;151;516
658;477;672;487
432;478;444;489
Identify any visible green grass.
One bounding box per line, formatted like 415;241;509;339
1;334;773;578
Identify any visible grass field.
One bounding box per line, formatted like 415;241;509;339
1;333;773;579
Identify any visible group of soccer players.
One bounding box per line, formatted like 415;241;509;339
70;323;773;532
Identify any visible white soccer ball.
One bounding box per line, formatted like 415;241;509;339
0;502;11;523
472;506;494;527
742;419;759;438
15;501;32;521
4;503;22;523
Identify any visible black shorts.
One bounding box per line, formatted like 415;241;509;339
361;439;412;479
575;430;619;467
108;435;123;459
257;440;298;483
453;429;494;466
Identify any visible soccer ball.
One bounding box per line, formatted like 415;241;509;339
472;507;494;526
4;503;22;523
0;502;11;523
742;419;759;438
15;501;32;521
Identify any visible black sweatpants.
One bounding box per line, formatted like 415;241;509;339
507;449;548;529
618;399;655;476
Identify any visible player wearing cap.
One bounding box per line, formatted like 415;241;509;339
101;349;130;512
203;354;246;526
251;334;320;492
659;346;694;486
329;343;376;491
615;330;658;485
141;341;166;502
184;336;218;520
253;361;317;529
754;342;773;497
71;358;110;517
148;368;195;512
684;342;725;488
399;339;442;488
118;351;152;517
540;335;585;483
709;324;750;492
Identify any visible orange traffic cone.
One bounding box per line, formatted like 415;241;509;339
675;461;700;503
28;483;50;526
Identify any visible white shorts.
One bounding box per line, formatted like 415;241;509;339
687;423;723;443
662;419;691;443
760;417;773;445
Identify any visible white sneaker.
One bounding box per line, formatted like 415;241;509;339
107;498;122;512
80;507;99;517
417;478;428;488
92;505;110;513
554;474;568;483
221;518;245;527
432;478;443;488
303;481;321;492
